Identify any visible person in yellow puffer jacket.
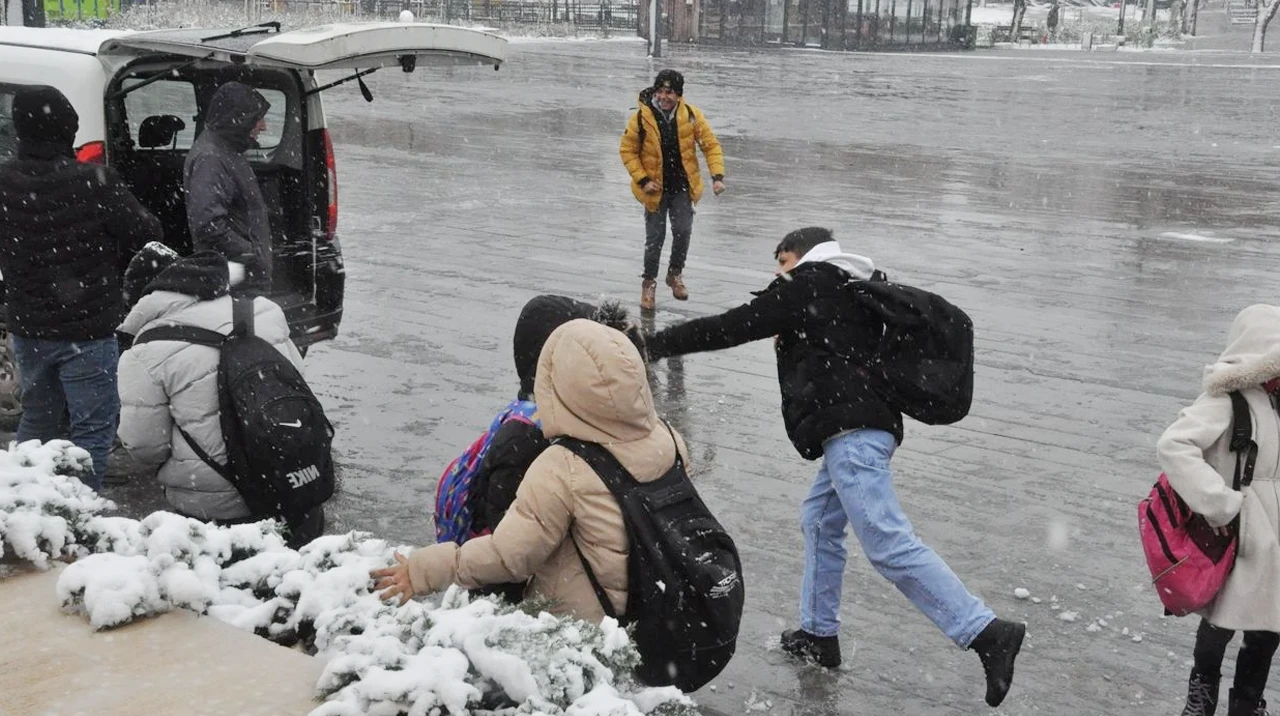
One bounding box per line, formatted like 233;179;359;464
619;69;725;311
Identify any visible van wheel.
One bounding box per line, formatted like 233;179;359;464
0;330;22;433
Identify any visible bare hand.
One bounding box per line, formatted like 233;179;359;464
1213;525;1232;537
644;181;663;195
371;552;414;605
712;179;725;196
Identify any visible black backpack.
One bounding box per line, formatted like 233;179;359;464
556;426;743;692
848;279;975;425
134;297;335;527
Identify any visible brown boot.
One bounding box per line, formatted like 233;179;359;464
640;278;657;311
666;271;689;301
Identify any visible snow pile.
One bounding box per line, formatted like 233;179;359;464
0;440;111;568
2;446;692;716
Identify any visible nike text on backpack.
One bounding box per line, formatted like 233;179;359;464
556;425;744;692
134;297;335;531
433;399;539;545
847;279;975;425
1138;391;1257;617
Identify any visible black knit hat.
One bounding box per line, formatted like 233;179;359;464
123;242;180;309
653;69;684;96
12;86;79;145
145;251;231;302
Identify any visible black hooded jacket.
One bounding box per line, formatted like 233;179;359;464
468;295;599;536
183;82;272;289
0;88;163;340
648;262;903;460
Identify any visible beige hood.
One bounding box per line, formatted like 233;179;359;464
1203;304;1280;396
535;318;657;445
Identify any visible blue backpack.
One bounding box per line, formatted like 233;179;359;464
433;399;540;545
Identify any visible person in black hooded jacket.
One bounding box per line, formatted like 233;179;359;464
646;227;1026;709
0;85;162;491
184;81;273;292
467;295;640;537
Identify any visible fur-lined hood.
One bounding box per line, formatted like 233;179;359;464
1203;304;1280;395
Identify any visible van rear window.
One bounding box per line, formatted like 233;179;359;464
123;77;198;151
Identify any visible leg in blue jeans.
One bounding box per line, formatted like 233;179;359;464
13;337;119;491
800;428;995;647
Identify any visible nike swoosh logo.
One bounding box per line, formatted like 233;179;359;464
279;420;303;428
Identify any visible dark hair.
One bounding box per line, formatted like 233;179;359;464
775;226;834;259
653;69;685;96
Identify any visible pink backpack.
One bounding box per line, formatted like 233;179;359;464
1138;391;1256;616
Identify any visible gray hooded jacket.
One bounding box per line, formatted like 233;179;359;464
183;82;273;289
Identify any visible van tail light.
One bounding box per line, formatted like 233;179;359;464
76;141;105;164
322;129;338;242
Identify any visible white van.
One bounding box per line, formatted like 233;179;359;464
0;22;505;347
0;22;504;427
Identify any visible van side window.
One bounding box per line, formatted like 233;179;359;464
0;89;15;161
123;78;197;151
255;88;287;151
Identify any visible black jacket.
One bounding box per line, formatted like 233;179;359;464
0;145;162;340
648;261;902;459
183;83;272;289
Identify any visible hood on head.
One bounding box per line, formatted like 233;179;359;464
12;85;79;155
513;295;597;400
204;82;270;145
1203;304;1280;395
795;240;876;280
534;319;657;444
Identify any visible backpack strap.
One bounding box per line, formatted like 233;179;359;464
232;296;255;337
133;325;227;347
555;436;640;623
1228;391;1259;490
635;108;647;153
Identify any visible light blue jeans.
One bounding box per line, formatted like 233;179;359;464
799;428;995;647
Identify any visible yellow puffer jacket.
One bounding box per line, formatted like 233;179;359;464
619;92;725;213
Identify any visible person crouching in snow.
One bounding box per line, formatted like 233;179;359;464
114;245;321;547
373;319;688;623
643;226;1025;708
1160;304;1280;716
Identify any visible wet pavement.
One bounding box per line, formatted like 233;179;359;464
101;41;1280;714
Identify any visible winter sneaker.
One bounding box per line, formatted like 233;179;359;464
780;629;841;668
666;271;689;301
1182;670;1221;716
640;279;657;311
1228;689;1270;716
969;618;1026;708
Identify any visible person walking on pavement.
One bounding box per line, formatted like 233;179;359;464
619;69;725;311
643;227;1026;708
184;81;273;293
1160;304;1280;716
0;86;163;491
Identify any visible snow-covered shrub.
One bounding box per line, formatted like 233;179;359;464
1;442;692;716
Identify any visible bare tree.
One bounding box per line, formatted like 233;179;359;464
1254;0;1279;51
1010;0;1026;37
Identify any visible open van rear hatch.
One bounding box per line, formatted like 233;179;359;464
98;22;506;71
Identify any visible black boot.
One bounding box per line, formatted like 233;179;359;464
780;629;841;668
1182;670;1221;716
1228;688;1270;716
969;618;1026;708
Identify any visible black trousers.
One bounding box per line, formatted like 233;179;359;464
1194;618;1280;694
642;191;695;280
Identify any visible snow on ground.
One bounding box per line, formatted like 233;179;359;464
0;441;689;716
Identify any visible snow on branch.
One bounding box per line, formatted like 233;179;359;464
0;441;692;716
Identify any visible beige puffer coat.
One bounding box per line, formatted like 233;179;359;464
117;291;303;520
1158;304;1280;632
408;318;689;622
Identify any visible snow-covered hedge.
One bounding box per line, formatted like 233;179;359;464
0;440;691;716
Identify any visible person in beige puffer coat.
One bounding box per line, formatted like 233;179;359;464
116;247;317;542
1159;304;1280;716
373;318;688;622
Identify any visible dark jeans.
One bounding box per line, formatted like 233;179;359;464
643;191;695;280
1194;618;1280;694
13;336;120;491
